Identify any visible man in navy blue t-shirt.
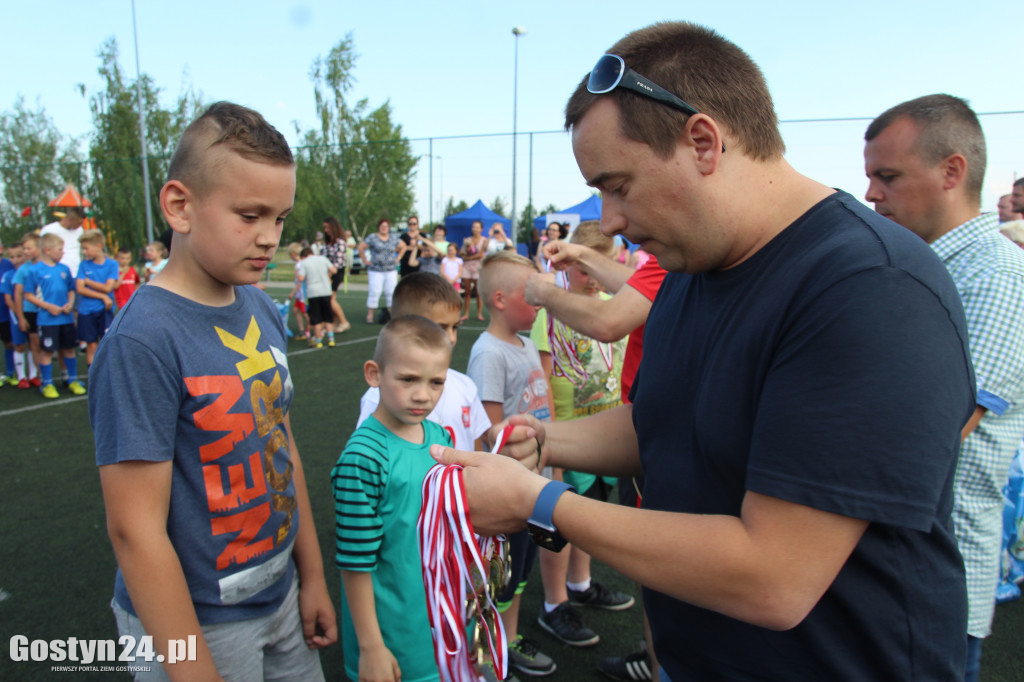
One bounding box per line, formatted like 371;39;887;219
436;21;974;681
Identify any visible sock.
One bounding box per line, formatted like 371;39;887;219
40;363;53;386
27;353;37;379
327;332;334;341
65;356;78;383
543;601;565;614
567;578;592;593
3;347;13;376
14;350;25;380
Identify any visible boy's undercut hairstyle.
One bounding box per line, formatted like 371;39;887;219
373;315;452;368
167;101;294;198
478;250;538;304
570;220;613;256
865;93;987;203
392;272;462;318
565;21;784;162
40;233;63;251
79;228;105;246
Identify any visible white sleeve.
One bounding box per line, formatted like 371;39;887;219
357;387;379;428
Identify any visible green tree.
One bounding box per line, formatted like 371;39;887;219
489;196;508;218
292;35;417;241
444;197;469;218
84;38;202;252
0;97;82;242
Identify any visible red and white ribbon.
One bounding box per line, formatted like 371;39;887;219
418;426;513;681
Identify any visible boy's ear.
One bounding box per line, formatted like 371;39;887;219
492;289;505;311
159;180;193;235
364;360;381;387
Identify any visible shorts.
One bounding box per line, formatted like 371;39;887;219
0;320;10;345
294;300;307;314
496;529;536;607
307;296;333;326
22;311;37;334
39;323;77;352
9;313;26;346
112;575;324;682
330;270;345;292
78;309;114;343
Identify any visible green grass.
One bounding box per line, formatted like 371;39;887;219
0;292;643;681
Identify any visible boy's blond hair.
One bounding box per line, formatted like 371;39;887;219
372;315;452;368
478;251;538;306
40;233;63;251
570;221;614;256
167;101;293;198
148;241;168;258
21;231;39;247
78;228;106;247
392;272;462;318
287;242;302;258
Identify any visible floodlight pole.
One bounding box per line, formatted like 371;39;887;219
132;0;154;246
512;27;526;244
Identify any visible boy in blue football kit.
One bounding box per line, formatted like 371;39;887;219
22;232;83;398
75;228;118;370
90;102;336;681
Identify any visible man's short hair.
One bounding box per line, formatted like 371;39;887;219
78;228;105;246
393;272;462;318
40;233;63;251
570;220;613;255
65;206;86;220
865;94;987;203
479;251;538;304
373;315;451;368
167;101;293;198
1014;178;1024;190
564;21;784;162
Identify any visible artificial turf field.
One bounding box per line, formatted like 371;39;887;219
1;286;1023;681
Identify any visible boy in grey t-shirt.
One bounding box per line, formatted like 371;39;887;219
467;251;555;677
297;246;337;347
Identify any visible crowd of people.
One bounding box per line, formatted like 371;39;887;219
5;17;1019;682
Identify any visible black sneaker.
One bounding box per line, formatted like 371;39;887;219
567;581;635;611
508;635;556;676
537;602;599;647
597;648;653;681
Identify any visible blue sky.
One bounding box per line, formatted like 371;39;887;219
1;1;1020;227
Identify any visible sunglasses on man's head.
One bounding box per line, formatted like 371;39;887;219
588;54;699;117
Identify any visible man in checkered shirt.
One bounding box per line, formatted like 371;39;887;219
865;93;1024;682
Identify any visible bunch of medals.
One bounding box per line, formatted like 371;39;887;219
418;426;515;681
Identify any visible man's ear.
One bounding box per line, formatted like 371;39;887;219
941;153;968;192
159;180;193;235
686;114;725;175
364;360;381;387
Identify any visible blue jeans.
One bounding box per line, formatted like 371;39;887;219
965;635;982;682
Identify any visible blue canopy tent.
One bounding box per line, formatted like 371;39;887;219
444;200;513;249
533;195;603;232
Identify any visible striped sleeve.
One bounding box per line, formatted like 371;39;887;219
332;426;390;571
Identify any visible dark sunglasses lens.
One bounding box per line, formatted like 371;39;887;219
588;55;623;93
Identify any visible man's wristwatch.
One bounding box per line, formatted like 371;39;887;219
527;480;576;552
